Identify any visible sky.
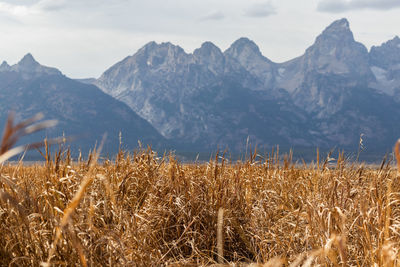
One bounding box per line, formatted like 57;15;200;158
0;0;399;78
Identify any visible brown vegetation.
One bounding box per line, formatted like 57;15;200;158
1;115;400;266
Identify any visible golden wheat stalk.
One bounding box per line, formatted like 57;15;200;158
217;207;224;264
43;134;106;267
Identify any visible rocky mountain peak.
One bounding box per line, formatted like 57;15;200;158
277;18;373;114
141;41;185;54
193;42;224;60
300;18;370;77
142;41;157;49
135;41;187;60
194;42;222;57
133;41;189;68
374;36;400;48
324;18;350;32
223;37;275;88
9;53;62;79
193;42;224;73
314;18;355;47
134;41;156;54
382;36;400;48
18;53;39;67
370;36;400;69
225;37;263;59
0;61;10;72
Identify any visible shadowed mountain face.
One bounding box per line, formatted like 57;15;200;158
92;18;400;153
0;55;165;155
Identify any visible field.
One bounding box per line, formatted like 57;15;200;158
1;116;400;266
1;145;400;266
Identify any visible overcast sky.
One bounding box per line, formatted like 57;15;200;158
0;0;399;78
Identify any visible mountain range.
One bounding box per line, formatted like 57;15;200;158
92;18;400;154
2;18;400;158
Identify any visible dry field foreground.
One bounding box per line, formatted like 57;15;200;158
1;145;400;267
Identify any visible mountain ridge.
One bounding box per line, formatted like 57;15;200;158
92;18;400;153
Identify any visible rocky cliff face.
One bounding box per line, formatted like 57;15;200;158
0;54;165;154
369;36;400;99
92;18;400;152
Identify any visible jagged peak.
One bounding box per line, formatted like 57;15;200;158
387;35;400;46
0;60;9;68
8;53;63;77
371;35;400;52
325;18;350;31
139;41;186;55
161;42;186;53
160;41;174;47
316;18;354;42
18;53;39;66
143;41;182;50
199;41;220;51
142;41;157;49
226;37;261;55
194;41;223;56
0;60;10;72
308;18;359;53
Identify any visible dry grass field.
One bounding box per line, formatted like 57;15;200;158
1;115;400;266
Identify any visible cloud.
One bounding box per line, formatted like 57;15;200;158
244;2;276;18
35;0;67;12
0;0;58;17
0;0;39;5
0;2;32;16
317;0;400;13
199;10;225;21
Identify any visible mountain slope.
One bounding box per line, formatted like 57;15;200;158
0;54;165;154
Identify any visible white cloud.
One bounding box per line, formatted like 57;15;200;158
244;2;276;18
199;10;225;21
318;0;400;13
0;2;32;16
